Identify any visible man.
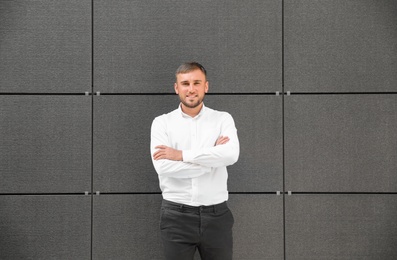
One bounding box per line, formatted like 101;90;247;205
150;62;240;260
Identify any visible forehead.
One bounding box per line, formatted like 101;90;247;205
176;69;206;82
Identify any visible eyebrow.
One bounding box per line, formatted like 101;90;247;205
180;80;202;83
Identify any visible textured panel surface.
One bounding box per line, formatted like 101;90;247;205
94;95;283;192
284;0;397;92
0;96;91;193
0;195;91;259
285;194;397;259
229;194;284;259
94;0;281;93
206;95;283;192
92;194;283;260
285;95;397;192
0;0;91;93
92;194;163;260
93;95;178;192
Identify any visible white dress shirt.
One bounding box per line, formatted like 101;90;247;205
150;104;240;206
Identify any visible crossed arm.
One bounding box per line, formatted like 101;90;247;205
152;136;230;161
150;114;239;178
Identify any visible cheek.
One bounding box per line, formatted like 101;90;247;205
175;88;184;95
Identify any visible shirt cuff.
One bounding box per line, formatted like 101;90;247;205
182;150;212;174
182;150;194;163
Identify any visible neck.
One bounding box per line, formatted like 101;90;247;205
181;103;203;117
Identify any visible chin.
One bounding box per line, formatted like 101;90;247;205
182;100;202;109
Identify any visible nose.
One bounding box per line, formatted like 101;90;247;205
188;84;194;92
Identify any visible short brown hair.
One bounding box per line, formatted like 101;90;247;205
175;62;207;79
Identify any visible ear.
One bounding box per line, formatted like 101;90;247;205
174;83;179;94
205;81;209;93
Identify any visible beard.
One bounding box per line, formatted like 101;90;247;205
180;95;205;109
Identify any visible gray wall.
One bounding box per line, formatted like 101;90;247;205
0;0;396;259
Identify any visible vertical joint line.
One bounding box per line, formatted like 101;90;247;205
281;1;286;260
90;0;94;260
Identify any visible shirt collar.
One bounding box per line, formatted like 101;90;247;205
178;103;206;119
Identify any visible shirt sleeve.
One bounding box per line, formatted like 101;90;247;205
182;113;240;168
150;117;211;179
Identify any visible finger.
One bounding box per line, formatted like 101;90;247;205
216;136;230;145
153;150;162;159
219;136;229;142
154;154;163;160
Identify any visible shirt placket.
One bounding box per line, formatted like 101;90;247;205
190;118;199;203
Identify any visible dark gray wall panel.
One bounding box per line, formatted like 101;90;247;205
284;0;397;92
92;194;283;260
0;195;91;259
0;0;91;93
93;95;178;192
206;96;283;192
285;95;397;192
92;194;163;260
229;194;284;260
94;0;281;93
0;96;91;193
94;95;283;193
285;194;397;259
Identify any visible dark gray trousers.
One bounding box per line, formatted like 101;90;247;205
160;199;234;260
